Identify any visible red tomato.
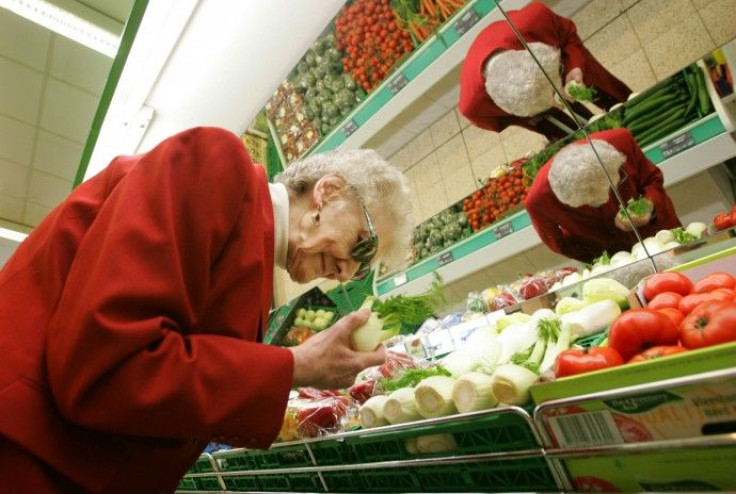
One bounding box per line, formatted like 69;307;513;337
692;272;736;293
678;292;720;314
713;212;733;231
680;300;736;349
642;272;693;301
609;309;680;360
656;307;685;327
711;288;736;298
519;277;548;300
555;347;625;378
646;291;683;310
628;345;688;363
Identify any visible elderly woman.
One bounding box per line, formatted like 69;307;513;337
458;1;631;141
0;127;413;493
524;128;681;263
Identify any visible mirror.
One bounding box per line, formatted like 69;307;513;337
489;0;736;279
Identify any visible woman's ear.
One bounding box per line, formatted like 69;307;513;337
313;174;348;205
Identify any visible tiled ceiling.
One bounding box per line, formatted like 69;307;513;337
0;0;134;264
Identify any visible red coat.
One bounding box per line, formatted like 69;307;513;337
458;1;631;133
0;127;294;493
524;128;682;263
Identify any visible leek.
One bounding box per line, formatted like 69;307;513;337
415;433;458;453
384;387;422;424
452;372;498;413
359;395;390;429
560;299;621;339
414;376;458;418
491;364;540;406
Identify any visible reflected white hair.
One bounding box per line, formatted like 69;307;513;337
484;42;562;117
548;139;626;208
275;149;413;270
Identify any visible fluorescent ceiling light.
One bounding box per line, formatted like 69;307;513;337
0;0;120;57
0;227;28;243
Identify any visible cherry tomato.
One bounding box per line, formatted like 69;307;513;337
713;212;732;231
692;272;736;293
678;292;730;314
646;291;683;310
609;309;680;360
628;345;687;363
555;347;625;378
656;307;685;327
642;272;693;301
680;300;736;349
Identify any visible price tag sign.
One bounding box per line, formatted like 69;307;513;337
494;222;513;240
393;273;408;287
452;9;480;36
388;73;409;95
438;251;454;266
341;119;358;138
660;131;695;158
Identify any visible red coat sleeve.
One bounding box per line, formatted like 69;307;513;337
539;3;587;72
45;127;293;447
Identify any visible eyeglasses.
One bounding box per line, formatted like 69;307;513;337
350;200;379;281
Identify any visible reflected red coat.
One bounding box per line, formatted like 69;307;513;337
458;1;631;133
524;128;682;263
0;127;294;493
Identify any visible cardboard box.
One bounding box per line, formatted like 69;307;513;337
565;447;736;492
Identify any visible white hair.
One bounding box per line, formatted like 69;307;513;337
274;149;413;270
484;42;562;117
548;139;626;208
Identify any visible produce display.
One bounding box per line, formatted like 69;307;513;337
713;205;736;231
265;81;320;163
289;33;364;137
391;0;467;43
412;207;468;260
335;0;416;93
463;163;529;233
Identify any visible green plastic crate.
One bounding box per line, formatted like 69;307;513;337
215;448;260;472
286;472;324;492
309;438;359;466
348;412;539;463
222;474;260;492
325;272;374;315
358;468;421;493
322;471;365;492
189;454;215;473
465;457;557;492
414;464;471;492
257;442;313;469
257;474;291;492
194;476;221;491
176;476;198;491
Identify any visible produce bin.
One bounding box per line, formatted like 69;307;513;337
325;271;375;314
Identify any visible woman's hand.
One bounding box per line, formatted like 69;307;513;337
289;309;386;389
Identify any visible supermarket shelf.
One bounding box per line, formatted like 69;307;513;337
376;112;736;298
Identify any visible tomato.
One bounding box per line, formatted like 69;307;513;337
656;307;685;327
713;212;732;231
692;272;736;293
646;291;683;310
678;292;723;314
608;309;680;360
519;277;548;300
555;347;625;378
680;300;736;349
642;272;693;301
628;345;687;363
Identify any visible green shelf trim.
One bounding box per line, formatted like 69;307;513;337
376;211;532;295
644;113;725;164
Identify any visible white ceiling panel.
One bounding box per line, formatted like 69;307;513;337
23;201;53;226
75;0;132;23
50;36;113;94
0;158;30;199
0;194;25;223
0;237;19;266
28;170;72;207
41;78;99;142
33;130;83;180
0;58;44;124
0;9;50;70
0;115;35;165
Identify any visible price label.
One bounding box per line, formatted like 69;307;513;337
388;73;409;95
494;222;513;240
452;9;480;36
438;251;454;266
660;131;695;158
341;119;358;138
393;273;408;287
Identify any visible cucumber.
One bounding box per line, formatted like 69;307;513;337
682;69;699;118
623;92;688;123
635;117;688;147
692;65;713;117
627;106;686;134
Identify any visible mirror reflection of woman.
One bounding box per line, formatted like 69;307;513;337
459;1;632;141
524;128;682;263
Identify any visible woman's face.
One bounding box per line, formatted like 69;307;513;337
287;179;386;284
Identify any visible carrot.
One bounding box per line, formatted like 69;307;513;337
422;0;437;19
